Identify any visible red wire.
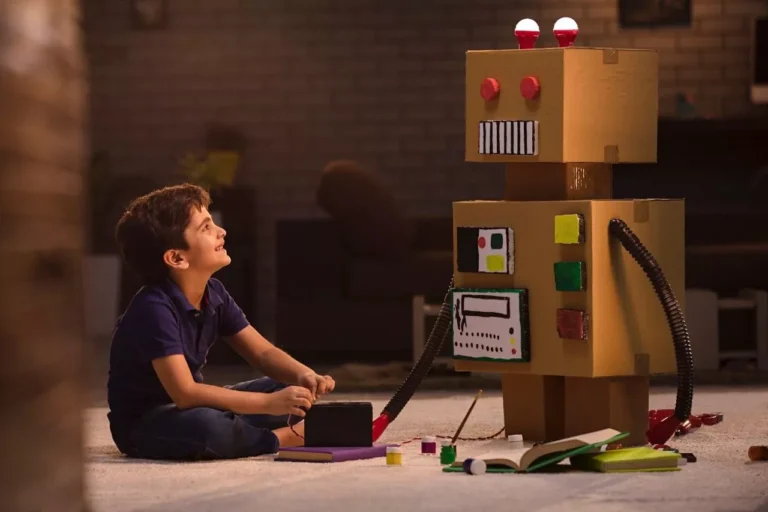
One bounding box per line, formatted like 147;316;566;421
286;414;503;445
286;410;722;447
288;414;304;439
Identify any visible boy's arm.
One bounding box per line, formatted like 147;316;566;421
226;325;335;399
155;353;310;445
153;354;312;416
152;354;273;413
225;325;313;384
136;297;312;415
214;279;335;399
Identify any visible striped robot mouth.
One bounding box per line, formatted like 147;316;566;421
478;120;538;156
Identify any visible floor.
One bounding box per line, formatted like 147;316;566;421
85;383;768;512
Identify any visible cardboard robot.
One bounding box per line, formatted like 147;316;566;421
450;18;691;447
372;18;693;448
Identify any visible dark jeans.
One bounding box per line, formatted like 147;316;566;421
111;377;300;461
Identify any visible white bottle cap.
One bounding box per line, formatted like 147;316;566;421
467;458;487;475
507;434;523;442
386;446;402;454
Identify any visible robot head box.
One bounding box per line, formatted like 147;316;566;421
466;17;659;164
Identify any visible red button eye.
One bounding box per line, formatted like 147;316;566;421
520;76;540;100
481;77;500;101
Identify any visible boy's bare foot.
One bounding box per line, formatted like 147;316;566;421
274;421;305;448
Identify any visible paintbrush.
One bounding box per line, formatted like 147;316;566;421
451;389;483;445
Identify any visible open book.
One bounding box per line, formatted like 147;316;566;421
445;428;628;473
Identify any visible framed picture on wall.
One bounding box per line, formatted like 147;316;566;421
619;0;692;28
131;0;168;30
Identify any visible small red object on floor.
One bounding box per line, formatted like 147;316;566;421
647;409;723;443
748;446;768;461
700;412;723;426
647;414;681;445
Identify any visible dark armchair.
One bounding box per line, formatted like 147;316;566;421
275;161;453;363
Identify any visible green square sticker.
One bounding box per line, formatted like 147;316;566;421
554;261;585;291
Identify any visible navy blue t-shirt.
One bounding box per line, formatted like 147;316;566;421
107;277;249;427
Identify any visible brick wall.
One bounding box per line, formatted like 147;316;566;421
83;0;768;341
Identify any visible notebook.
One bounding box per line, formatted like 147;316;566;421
274;444;393;463
569;446;681;472
443;428;628;473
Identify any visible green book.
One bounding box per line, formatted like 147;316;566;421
443;428;628;474
569;446;681;473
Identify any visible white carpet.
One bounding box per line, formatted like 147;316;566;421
85;386;768;512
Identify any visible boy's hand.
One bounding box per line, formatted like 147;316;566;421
264;386;314;417
297;372;336;401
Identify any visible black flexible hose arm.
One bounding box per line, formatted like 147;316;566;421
608;218;694;423
373;278;454;441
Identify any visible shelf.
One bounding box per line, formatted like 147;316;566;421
614;118;768;168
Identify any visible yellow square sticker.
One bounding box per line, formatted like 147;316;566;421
554;214;584;244
485;255;505;272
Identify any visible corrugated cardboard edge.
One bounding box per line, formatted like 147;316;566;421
604;145;619;162
633;200;650;223
603;49;619;64
634;353;650;376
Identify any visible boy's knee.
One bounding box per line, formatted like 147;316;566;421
128;407;279;460
196;411;278;459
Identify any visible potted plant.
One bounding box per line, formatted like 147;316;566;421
178;150;240;227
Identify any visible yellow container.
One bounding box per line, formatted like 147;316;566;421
386;446;403;466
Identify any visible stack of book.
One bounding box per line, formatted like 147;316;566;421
442;428;683;473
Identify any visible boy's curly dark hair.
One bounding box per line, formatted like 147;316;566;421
115;183;211;284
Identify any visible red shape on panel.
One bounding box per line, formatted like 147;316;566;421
556;308;587;340
480;77;500;101
520;76;540;100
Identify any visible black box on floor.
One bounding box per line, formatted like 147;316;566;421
304;401;373;447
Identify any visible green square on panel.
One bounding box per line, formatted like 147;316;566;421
554;261;585;291
490;232;504;249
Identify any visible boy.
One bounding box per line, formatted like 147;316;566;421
107;183;335;460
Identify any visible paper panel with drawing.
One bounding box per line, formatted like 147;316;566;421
451;288;530;362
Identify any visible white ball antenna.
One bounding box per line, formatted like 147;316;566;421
514;18;540;49
553;17;579;47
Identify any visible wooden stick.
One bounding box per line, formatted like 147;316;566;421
451;389;483;445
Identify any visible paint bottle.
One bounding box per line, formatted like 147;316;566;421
440;439;457;465
386;446;402;466
421;436;437;455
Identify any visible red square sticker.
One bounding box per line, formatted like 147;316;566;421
556;308;587;340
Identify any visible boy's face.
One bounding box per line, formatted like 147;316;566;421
164;206;231;277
